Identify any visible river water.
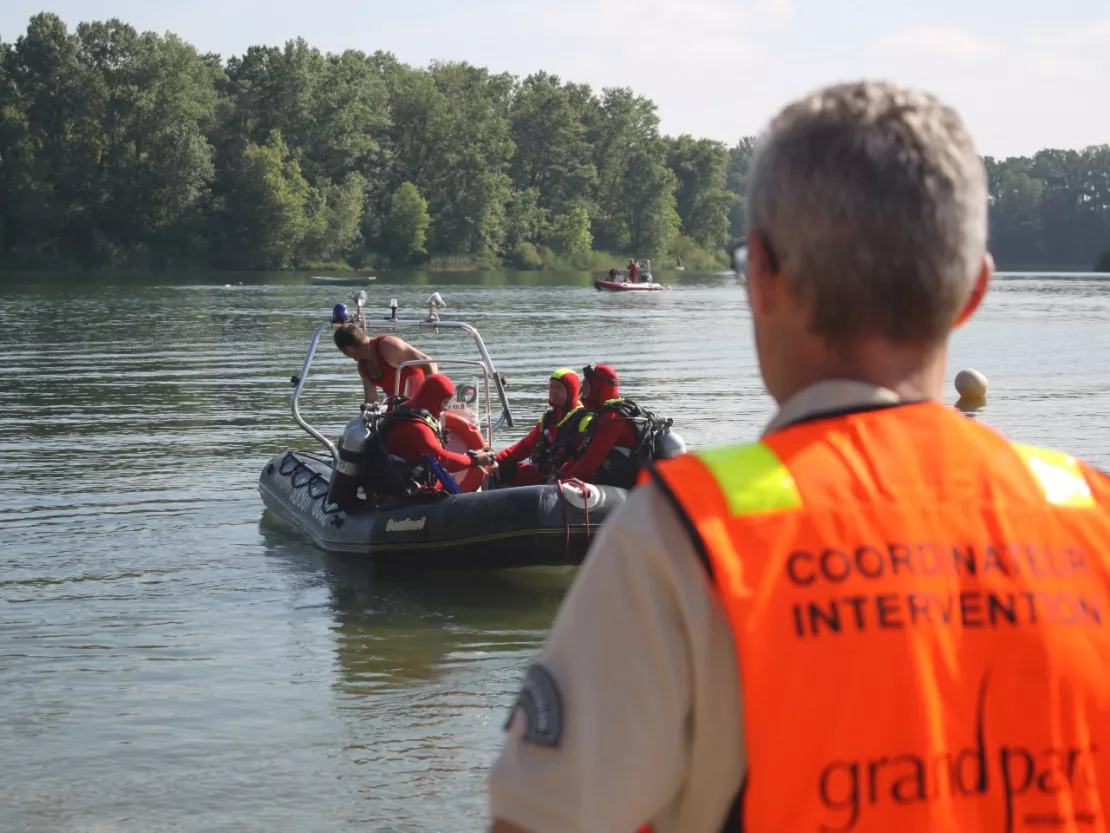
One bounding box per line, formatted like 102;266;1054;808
2;268;1109;832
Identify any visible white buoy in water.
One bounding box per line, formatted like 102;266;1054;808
955;369;988;399
955;368;988;413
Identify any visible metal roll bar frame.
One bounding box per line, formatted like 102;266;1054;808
289;304;514;466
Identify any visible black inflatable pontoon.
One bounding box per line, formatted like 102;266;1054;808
259;450;622;569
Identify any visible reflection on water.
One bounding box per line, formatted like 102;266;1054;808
258;522;573;831
258;524;571;696
1;269;1109;831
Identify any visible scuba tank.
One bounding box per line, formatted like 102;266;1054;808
327;407;375;509
591;398;683;462
646;407;685;459
655;428;687;459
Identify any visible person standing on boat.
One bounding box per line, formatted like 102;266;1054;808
493;369;593;487
486;81;1110;833
371;373;495;496
628;258;639;283
552;364;662;489
333;323;437;408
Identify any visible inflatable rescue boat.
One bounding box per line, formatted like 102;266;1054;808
258;450;621;569
258;291;684;569
593;278;666;292
595;260;665;292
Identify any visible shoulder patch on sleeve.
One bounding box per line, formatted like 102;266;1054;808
504;663;564;747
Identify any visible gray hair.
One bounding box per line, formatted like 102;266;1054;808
747;81;989;344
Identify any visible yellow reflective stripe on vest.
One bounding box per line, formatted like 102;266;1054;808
696;442;802;517
556;405;586;429
1013;443;1095;508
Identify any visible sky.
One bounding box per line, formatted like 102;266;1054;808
2;0;1107;158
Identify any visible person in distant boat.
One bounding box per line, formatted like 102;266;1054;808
368;373;495;497
553;364;665;488
493;369;593;487
628;258;640;283
333;323;437;407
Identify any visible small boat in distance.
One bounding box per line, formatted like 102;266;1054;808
595;258;666;292
310;275;377;286
594;278;667;292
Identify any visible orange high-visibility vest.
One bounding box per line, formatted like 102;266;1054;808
647;401;1110;833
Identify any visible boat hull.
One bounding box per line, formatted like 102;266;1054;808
258;451;624;570
593;279;666;292
310;276;376;285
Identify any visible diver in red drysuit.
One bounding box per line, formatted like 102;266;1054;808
380;373;495;493
494;368;593;486
554;364;642;487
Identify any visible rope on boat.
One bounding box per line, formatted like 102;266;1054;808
277;452;340;511
554;478;592;564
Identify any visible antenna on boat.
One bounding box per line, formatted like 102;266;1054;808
426;292;446;323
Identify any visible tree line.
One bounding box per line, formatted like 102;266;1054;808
984;151;1110;270
0;13;1106;272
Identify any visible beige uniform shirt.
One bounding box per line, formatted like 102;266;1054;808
487;380;903;833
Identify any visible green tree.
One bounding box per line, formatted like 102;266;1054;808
726;137;756;241
75;21;219;265
382;62;513;260
503;187;548;249
223;130;311;269
298;173;366;264
219;41;387;192
1029;147;1110;267
0;37;24;257
384;180;431;263
985;157;1044;265
509;72;597;216
424;62;514;260
589;87;676;255
310;51;389;185
222;41;324;173
1;13;85;262
666;135;736;248
509;241;543;269
619;145;680;258
548;206;592;255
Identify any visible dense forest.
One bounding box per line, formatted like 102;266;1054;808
0;13;1107;272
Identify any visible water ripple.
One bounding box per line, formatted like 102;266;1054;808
2;271;1109;831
